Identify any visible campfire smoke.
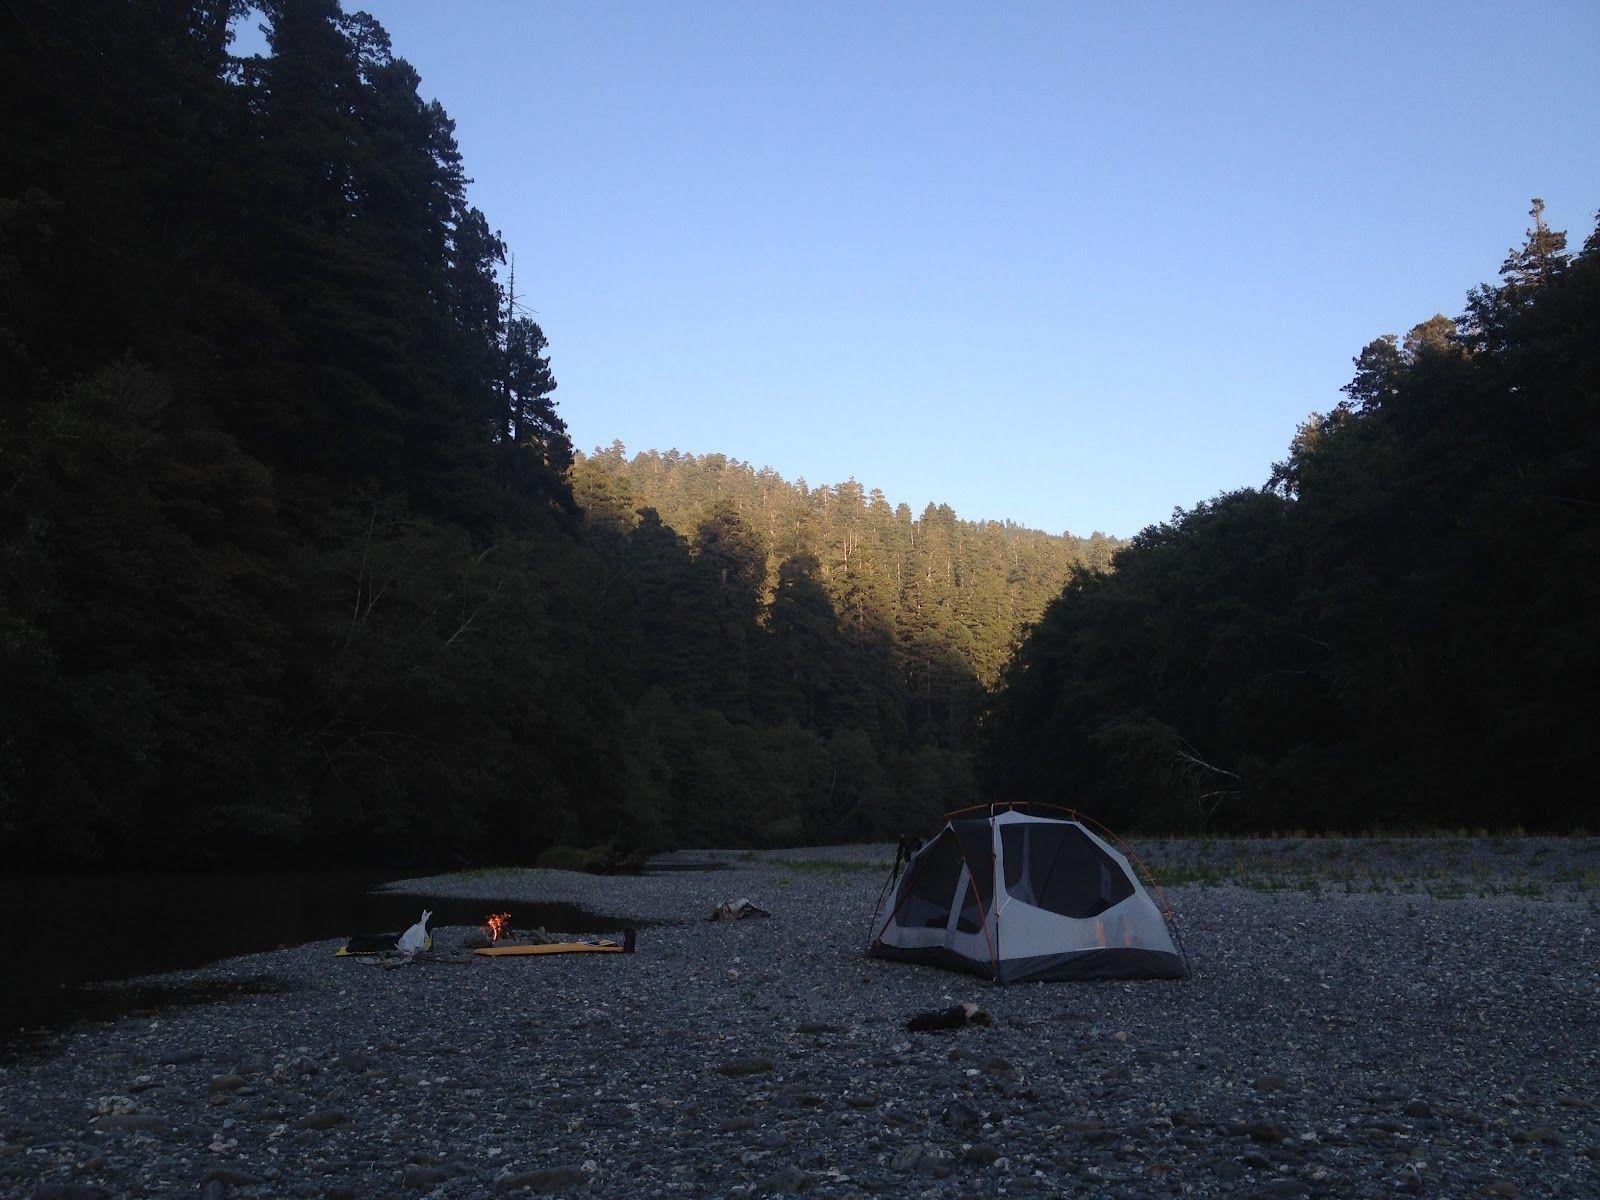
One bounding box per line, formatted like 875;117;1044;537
485;912;511;942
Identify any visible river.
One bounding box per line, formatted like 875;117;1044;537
0;870;628;1050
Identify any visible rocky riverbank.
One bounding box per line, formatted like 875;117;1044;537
3;840;1597;1199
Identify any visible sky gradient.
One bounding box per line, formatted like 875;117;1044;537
244;2;1598;536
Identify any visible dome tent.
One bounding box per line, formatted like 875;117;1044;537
868;804;1189;983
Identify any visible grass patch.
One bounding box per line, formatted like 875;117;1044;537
433;865;521;881
1140;833;1597;899
535;845;588;871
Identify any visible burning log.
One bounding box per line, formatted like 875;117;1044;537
463;911;516;951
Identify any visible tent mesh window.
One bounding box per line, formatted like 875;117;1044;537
1000;823;1134;919
956;878;984;934
950;819;995;934
895;830;965;929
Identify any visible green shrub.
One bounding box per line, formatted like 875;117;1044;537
536;845;587;872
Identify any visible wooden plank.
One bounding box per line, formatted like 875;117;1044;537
473;941;624;957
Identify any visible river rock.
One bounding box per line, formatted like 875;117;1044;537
91;1113;166;1132
32;1185;114;1200
295;1110;349;1131
715;1057;774;1077
402;1165;457;1189
496;1165;587;1193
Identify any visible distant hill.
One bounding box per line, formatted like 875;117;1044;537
573;444;1120;688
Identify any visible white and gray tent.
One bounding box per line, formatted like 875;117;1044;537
868;804;1189;983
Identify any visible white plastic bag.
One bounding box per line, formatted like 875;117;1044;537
396;909;433;956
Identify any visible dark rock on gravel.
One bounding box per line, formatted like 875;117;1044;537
941;1099;981;1129
295;1109;350;1130
200;1166;261;1186
496;1165;587;1192
90;1113;167;1131
757;1164;815;1193
716;1056;775;1076
1239;1119;1292;1143
402;1164;459;1188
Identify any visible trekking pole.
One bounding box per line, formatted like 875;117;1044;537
864;835;913;954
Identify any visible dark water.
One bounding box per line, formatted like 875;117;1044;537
0;870;637;1047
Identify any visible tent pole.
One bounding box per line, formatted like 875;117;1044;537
990;807;1001;983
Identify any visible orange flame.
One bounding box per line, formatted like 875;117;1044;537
485;912;511;942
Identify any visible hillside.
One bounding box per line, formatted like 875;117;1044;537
982;204;1600;833
573;445;1119;688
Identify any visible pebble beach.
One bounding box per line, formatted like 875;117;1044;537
3;839;1597;1199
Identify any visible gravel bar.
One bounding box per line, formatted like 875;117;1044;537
2;840;1597;1199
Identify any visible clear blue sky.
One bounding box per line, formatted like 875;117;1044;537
245;3;1598;537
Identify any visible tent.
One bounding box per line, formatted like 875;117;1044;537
867;804;1189;983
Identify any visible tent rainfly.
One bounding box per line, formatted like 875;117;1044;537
868;804;1189;983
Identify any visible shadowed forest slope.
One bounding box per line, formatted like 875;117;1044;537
3;3;1592;870
981;202;1600;834
0;0;1104;869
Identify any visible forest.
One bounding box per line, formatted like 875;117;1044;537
2;2;1595;871
982;200;1600;834
0;0;1109;868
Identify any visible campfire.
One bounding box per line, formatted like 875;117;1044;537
484;912;512;942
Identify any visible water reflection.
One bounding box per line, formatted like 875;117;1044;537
0;871;636;1043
